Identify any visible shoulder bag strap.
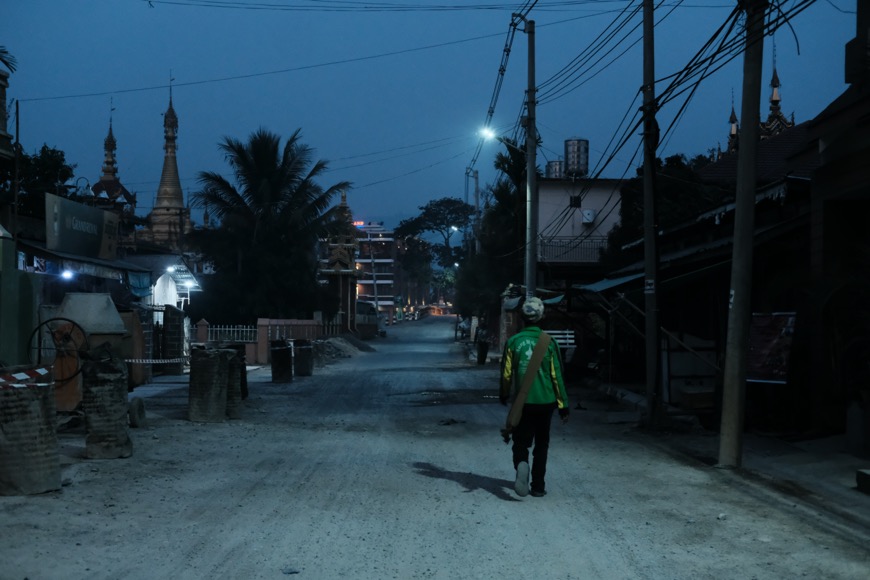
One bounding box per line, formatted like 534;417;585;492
506;332;552;428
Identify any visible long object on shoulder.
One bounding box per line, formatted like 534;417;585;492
506;332;552;429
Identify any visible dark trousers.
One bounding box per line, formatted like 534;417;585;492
511;403;557;492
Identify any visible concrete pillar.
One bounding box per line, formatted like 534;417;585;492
196;318;209;343
0;234;21;365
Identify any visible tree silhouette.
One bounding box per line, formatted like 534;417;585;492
189;128;350;322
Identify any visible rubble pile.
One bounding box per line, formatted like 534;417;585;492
310;334;378;367
313;337;360;365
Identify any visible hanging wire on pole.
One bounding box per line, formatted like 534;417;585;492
465;1;539;179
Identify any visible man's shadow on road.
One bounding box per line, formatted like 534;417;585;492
412;462;520;502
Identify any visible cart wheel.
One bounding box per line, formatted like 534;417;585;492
26;317;90;382
128;397;146;428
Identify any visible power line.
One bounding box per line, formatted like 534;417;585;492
536;1;642;100
140;0;637;13
353;148;476;190
19;31;504;103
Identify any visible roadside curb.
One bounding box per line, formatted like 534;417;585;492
595;381;870;536
597;383;647;412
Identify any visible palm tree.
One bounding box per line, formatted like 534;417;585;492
190;128;350;321
0;46;17;73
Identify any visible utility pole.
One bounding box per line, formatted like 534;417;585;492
719;0;769;468
473;169;482;255
368;232;380;319
519;16;537;300
642;0;661;427
13;100;19;241
464;168;471;257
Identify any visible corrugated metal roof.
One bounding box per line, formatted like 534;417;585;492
698;122;816;185
572;273;643;293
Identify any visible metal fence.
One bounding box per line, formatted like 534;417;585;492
539;236;608;263
191;320;342;345
200;325;258;343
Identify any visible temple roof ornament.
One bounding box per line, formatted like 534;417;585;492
760;42;794;139
721;49;795;157
92;112;135;205
155;88;184;211
727;96;739;155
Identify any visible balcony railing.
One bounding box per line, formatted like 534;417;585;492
539;236;607;263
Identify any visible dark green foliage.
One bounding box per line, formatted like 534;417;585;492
188;128;349;323
600;153;728;271
453;139;529;318
397;235;434;292
0;144;76;219
0;46;16;72
395;197;473;268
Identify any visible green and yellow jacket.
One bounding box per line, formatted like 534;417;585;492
499;326;569;409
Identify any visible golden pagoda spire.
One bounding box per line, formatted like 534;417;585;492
155;80;183;210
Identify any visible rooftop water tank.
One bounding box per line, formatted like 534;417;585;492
546;160;564;179
564;138;589;177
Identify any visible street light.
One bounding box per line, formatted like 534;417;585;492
479;127;496;141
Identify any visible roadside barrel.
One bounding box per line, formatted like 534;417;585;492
81;353;133;459
294;339;314;377
270;339;293;383
188;348;227;422
226;342;248;400
223;348;242;420
0;382;61;495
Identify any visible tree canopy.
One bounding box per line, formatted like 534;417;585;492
0;46;16;73
600;153;725;272
188;128;350;323
453;138;532;318
395;197;473;268
0;144;76;218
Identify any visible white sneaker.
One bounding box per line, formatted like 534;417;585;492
515;461;530;497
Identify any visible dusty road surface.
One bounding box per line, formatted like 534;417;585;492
2;314;869;579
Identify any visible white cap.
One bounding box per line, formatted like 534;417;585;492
521;297;544;323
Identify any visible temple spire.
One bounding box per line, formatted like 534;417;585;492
727;89;739;155
760;38;794;139
154;88;183;210
92;101;134;205
101;117;118;182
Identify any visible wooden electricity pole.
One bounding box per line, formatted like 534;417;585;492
718;0;769;468
642;0;660;427
522;17;537;300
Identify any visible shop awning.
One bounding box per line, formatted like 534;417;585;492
573;273;643;293
18;239;153;297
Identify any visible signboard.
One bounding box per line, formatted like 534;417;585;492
45;193;118;260
747;312;796;384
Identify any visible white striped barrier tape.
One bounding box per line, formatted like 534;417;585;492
124;358;189;364
0;367;52;389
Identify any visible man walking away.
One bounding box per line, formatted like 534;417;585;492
499;297;569;497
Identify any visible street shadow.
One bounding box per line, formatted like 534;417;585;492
412;462;520;502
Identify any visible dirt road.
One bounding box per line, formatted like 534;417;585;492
1;315;868;579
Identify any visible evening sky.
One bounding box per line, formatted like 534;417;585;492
2;0;856;229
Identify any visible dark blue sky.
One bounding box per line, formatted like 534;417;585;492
4;1;856;229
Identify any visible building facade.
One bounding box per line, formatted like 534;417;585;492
355;222;401;323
